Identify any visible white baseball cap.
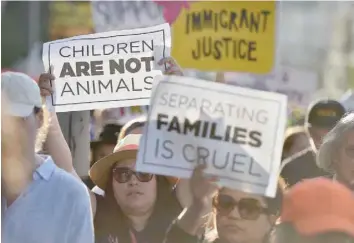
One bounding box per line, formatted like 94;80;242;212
1;72;42;117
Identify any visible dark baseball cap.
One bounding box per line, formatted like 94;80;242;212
306;99;346;128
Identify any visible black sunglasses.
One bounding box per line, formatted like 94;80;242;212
112;167;153;183
213;194;269;220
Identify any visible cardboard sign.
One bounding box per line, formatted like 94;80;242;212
42;24;171;112
137;76;287;197
171;1;277;74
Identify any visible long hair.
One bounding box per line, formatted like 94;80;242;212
94;170;181;243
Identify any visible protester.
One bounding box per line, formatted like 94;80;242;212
90;134;182;243
164;165;286;243
269;178;354;243
1;72;94;243
281;126;309;161
83;123;123;189
117;116;147;142
37;57;204;243
317;113;354;191
91;116;147;195
281;99;345;186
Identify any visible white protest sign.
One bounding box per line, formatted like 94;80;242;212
91;1;165;32
225;66;318;109
42;23;171;112
137;76;287;197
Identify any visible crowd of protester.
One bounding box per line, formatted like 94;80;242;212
2;55;354;243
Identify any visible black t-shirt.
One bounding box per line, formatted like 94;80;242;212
280;148;331;187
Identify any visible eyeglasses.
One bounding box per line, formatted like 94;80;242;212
213;194;269;220
112;167;153;183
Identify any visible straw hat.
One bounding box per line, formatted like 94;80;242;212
89;134;141;189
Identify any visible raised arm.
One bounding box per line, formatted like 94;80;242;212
38;72;97;215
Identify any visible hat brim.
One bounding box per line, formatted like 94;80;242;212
294;214;354;237
89;149;137;189
6;103;35;117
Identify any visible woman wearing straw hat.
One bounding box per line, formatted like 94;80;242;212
38;57;197;243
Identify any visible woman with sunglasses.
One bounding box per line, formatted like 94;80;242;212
38;58;194;243
90;134;183;243
165;164;285;243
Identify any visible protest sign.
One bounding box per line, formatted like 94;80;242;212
137;76;287;197
42;24;171;112
225;66;319;110
91;1;165;32
171;1;277;74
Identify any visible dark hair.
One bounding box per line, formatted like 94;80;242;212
282;126;307;160
94;170;181;243
118;116;146;142
264;177;287;215
267;222;354;243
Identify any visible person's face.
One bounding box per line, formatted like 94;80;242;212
94;144;115;162
334;129;354;189
112;158;157;216
215;188;274;243
288;134;309;156
308;127;330;151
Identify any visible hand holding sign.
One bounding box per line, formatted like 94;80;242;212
159;57;184;76
190;164;219;205
38;67;55;97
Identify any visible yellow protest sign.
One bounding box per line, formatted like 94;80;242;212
171;1;277;74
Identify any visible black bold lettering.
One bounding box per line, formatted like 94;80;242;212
59;62;75;78
75;62;90;76
168;116;181;133
141;56;154;72
126;58;141;73
91;61;104;76
157;113;168;130
232;127;247;144
249;131;262;148
210;123;222;140
183;118;201;136
110;59;125;74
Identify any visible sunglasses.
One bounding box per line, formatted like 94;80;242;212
213;194;269;220
112;167;153;183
